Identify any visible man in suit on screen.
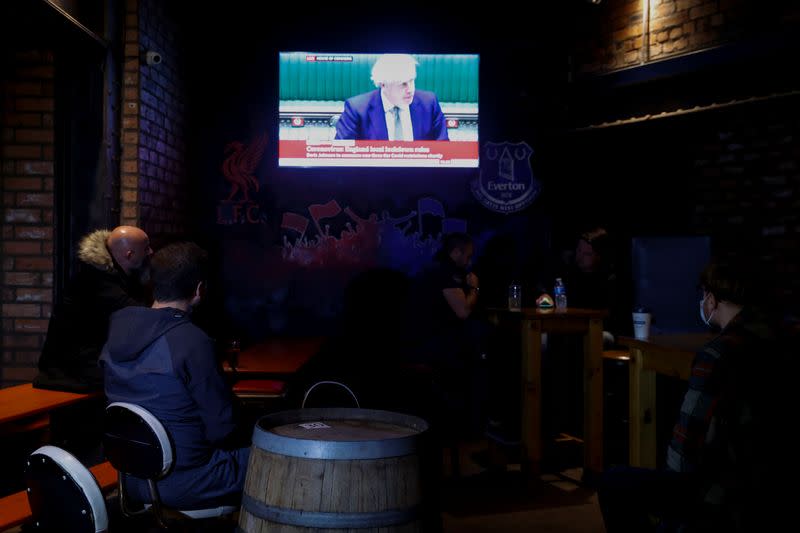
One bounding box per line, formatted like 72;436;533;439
334;54;449;141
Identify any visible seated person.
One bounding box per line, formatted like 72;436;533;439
32;226;151;462
536;227;629;344
101;242;249;510
598;261;792;532
35;226;152;392
566;227;629;342
533;227;629;440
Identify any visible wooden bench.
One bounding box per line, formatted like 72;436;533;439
0;384;101;435
0;461;117;531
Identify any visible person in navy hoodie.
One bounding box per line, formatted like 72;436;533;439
101;242;249;510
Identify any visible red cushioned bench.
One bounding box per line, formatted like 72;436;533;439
223;338;324;403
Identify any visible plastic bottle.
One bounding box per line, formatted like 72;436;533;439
554;277;567;310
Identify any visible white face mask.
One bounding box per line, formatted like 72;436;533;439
699;293;715;326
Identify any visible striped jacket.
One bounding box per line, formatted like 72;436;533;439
666;308;792;530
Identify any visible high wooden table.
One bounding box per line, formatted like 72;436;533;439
618;333;714;468
222;337;325;378
489;307;607;476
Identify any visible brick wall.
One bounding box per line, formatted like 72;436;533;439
121;0;188;237
691;100;800;305
120;0;140;227
574;0;787;75
563;2;800;309
0;0;189;387
1;50;56;385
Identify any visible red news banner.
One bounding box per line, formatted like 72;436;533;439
279;140;479;167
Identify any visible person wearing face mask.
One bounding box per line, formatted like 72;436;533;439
669;262;754;476
598;260;791;532
101;242;249;510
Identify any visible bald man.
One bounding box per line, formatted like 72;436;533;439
35;226;153;392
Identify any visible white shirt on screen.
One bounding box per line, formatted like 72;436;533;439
381;92;414;141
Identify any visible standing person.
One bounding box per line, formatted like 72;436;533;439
410;233;493;440
416;232;482;360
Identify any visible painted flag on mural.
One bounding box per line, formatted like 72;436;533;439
417;197;445;218
281;212;309;234
442;218;467;235
309;199;342;222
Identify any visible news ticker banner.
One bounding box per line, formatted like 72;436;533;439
279;140;479;168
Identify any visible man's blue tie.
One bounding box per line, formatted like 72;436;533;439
393;106;403;141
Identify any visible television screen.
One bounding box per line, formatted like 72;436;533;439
278;52;479;168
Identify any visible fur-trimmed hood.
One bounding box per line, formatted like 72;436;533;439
77;230;114;272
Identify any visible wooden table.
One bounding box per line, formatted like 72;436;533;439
0;383;101;434
222;337;325;378
489;307;607;476
619;333;714;468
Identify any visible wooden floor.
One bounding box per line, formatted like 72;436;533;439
441;440;606;532
2;440;607;533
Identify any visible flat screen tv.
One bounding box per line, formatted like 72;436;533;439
278;52;479;168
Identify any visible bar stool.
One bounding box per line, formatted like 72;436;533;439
102;402;236;529
25;445;109;533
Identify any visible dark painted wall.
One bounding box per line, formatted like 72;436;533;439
184;2;574;341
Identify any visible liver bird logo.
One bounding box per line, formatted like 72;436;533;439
222;133;268;203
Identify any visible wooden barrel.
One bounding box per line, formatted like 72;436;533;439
239;408;429;532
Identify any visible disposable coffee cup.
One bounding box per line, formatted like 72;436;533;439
632;311;652;340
